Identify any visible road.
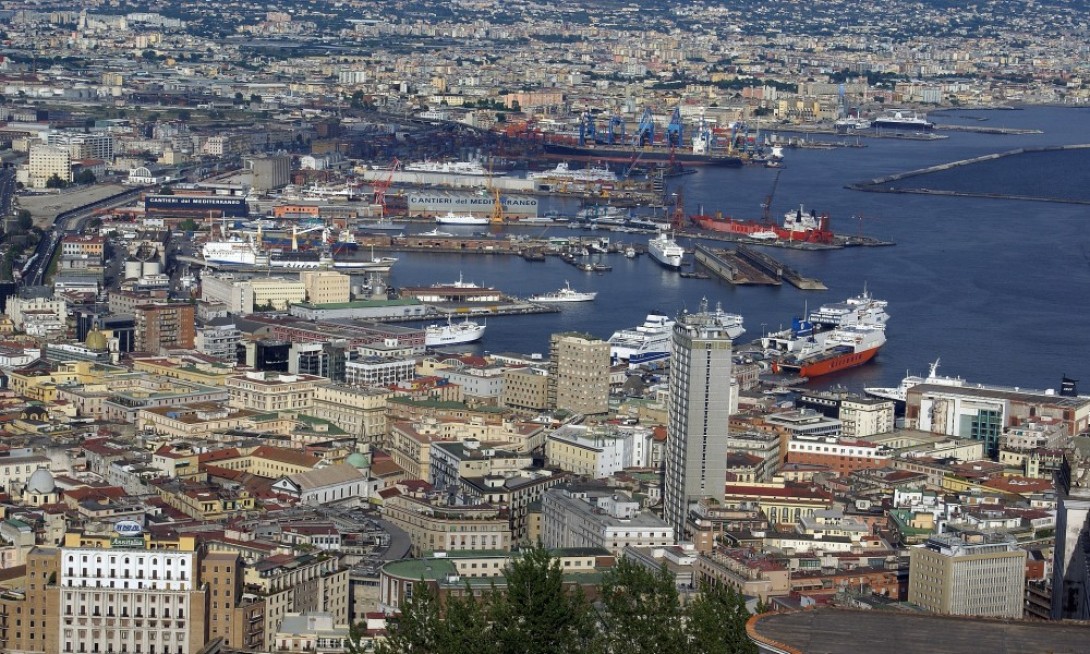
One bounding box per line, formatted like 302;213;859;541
21;186;152;288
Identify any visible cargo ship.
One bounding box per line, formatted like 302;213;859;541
544;142;743;167
691;205;836;244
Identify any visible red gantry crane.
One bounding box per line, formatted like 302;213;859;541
372;158;401;217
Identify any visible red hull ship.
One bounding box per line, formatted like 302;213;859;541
789;346;880;377
691;206;836;244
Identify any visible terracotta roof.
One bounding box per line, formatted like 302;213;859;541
250;445;320;468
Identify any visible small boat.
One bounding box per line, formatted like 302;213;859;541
529;281;597;303
624;247;637;259
419;228;455;237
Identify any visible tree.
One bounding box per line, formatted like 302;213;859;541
17;209;33;231
45;174;67;189
598;558;685;654
685;581;757;654
371;579;442;653
250;93;262;104
490;546;601;654
75;169;96;185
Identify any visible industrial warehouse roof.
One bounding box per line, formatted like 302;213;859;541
747;609;1090;654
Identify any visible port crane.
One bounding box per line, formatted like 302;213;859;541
636;108;655;146
372;158;401;217
291;224;325;251
665;107;683;147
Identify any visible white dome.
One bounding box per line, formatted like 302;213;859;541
26;468;55;494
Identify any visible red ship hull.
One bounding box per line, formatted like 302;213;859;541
691;215;774;235
779;345;880;377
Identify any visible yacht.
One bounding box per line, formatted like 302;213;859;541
435;212;490;226
528;281;597;303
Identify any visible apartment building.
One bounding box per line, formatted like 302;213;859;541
909;535;1026;618
134;303;196;353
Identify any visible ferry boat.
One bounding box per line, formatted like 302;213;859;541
528;281;597;303
425;316;486;347
808;287;889;329
202;238;258;266
435;212;490;226
608;313;676;365
763;320;886;378
647;231;685;270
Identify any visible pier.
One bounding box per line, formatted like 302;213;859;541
735;246;827;290
693;244;780;286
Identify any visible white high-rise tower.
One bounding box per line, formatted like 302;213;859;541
663;299;735;540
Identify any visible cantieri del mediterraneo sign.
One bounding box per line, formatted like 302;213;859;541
111;520;144;548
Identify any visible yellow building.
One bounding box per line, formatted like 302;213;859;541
226;370;323;412
721;479;834;526
7;360;127;402
383;487;513;555
300;270;351;305
250;277;307;311
132;354;239;386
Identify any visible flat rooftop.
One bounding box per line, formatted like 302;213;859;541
748;609;1090;654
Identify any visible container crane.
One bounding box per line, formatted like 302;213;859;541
607;116;625;145
372;158;401;217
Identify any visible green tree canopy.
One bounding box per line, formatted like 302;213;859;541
598;557;686;654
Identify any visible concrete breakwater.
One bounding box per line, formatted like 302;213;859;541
846;144;1090;203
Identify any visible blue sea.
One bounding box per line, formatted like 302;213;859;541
382;106;1090;392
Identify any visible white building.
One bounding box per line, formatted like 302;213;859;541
344;356;416;388
664;304;734;540
272;463;377;506
542;487;675;555
58;545;200;654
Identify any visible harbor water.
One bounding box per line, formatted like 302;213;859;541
387;106;1090;392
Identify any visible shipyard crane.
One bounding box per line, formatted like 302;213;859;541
760;168;783;223
636;108;655;146
665;106;683;148
607;115;625;145
372;158;401;217
291;224;325;251
578;111;598;146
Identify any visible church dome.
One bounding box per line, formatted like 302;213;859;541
85;329;108;352
345;452;369;469
27;467;55;494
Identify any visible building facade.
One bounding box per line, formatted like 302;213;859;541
664;306;734;540
909;535;1026;618
548;333;609;415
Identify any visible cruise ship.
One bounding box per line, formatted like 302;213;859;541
529;162;618;183
435;212;490;226
871;110;934;131
528;281;597;303
647;231;685;270
404;160;502;176
864;359;966;405
425;316;486;347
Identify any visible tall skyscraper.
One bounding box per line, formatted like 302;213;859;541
664;301;734;540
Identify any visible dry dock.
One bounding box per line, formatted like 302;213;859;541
692;244;827;290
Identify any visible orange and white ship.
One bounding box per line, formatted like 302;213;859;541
760;291;889;378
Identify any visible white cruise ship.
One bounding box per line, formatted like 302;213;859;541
647;231;685;270
435;212;490;226
530;162;618;183
864;359;966;404
404;160;502;176
425;316;486;347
